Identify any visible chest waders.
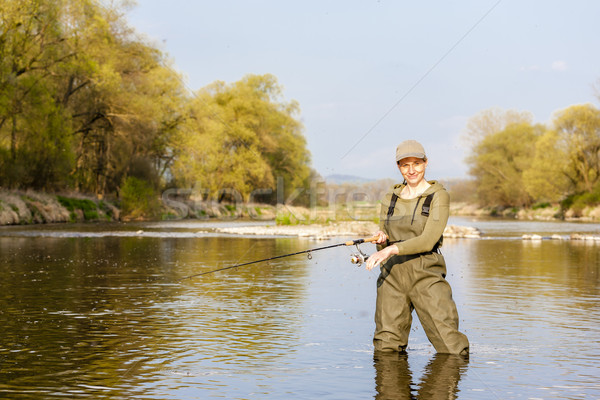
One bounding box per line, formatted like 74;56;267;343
374;187;469;355
377;192;442;287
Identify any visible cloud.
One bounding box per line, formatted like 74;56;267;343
520;61;568;73
551;60;568;71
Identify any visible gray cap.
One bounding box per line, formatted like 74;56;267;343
396;140;426;162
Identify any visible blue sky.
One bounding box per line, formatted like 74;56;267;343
127;0;600;181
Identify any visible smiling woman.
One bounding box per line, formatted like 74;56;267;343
366;139;469;355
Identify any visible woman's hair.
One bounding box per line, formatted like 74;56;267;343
397;156;427;165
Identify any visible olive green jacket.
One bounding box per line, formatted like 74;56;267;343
378;181;449;256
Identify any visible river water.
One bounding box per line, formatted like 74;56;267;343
0;217;598;399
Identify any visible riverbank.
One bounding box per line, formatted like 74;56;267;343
450;201;600;222
1;189;600;226
0;190;276;225
0;190;119;225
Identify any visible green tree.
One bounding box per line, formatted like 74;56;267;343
57;0;188;195
0;0;189;196
463;107;533;144
172;74;311;203
0;0;75;189
552;104;600;193
522;129;570;202
467;122;541;207
0;0;311;211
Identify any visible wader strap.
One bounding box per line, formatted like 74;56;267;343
421;192;434;216
389;191;434;221
421;192;443;251
386;193;399;225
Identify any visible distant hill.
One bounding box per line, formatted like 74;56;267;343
325;174;375;184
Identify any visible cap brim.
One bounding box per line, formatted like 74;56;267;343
396;152;426;161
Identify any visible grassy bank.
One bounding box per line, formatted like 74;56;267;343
0;190;119;225
2;189;599;226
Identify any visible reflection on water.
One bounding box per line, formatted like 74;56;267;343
374;352;468;399
0;219;599;399
0;233;311;399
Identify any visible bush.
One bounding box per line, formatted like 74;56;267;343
57;196;99;221
120;177;160;219
561;183;600;215
532;202;551;210
275;206;311;225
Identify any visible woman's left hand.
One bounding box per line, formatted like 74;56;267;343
365;245;398;271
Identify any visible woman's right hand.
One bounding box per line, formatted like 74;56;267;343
373;230;388;244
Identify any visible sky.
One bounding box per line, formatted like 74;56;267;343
125;0;600;182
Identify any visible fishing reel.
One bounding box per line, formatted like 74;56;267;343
350;244;370;267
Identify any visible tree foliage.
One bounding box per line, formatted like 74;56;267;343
463;107;533;144
467;122;541;207
0;1;313;208
0;0;189;195
522;129;570;202
171;74;312;202
466;105;600;208
552;104;600;193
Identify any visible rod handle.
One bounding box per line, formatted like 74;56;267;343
345;235;379;246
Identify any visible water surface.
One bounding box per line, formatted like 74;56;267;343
0;218;598;399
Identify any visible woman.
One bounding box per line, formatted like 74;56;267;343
366;140;469;355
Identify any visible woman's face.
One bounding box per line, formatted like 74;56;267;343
397;157;427;185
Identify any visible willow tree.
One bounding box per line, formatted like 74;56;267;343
0;0;75;189
552;104;600;193
522;129;571;202
172;74;312;203
467;122;542;207
0;0;189;195
58;0;188;195
463;107;534;144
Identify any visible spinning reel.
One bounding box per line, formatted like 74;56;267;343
350;244;370;267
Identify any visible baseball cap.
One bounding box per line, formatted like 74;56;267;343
395;140;426;162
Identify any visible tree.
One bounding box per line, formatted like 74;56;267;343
552;104;600;193
522;130;571;202
58;0;189;195
0;0;189;195
172;74;312;203
0;0;75;189
0;1;311;208
463;107;533;145
467;122;541;207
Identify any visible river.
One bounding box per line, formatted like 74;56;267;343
0;217;598;399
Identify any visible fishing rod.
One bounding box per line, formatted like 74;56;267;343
178;235;379;281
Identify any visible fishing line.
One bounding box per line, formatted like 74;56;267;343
178;236;378;281
341;0;504;160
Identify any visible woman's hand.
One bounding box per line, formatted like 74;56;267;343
365;245;398;271
373;230;388;244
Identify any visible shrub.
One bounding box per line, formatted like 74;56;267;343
561;183;600;215
532;202;551;210
120;177;160;219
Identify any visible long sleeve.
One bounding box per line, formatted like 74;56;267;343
393;190;448;255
